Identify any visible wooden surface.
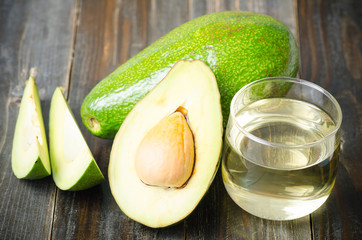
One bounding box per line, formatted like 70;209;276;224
0;0;361;239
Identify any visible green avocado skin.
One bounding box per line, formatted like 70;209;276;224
22;156;50;180
81;11;299;138
67;160;104;191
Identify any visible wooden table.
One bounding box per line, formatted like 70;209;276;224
1;0;361;239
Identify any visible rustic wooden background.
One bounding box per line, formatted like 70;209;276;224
0;0;361;239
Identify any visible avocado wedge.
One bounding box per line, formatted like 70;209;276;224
12;76;51;179
109;61;223;228
49;88;104;191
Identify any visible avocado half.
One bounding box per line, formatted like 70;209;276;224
49;88;104;191
12;76;51;179
109;60;223;228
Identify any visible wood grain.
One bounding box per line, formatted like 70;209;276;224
297;0;362;239
183;1;311;239
51;0;187;239
1;0;361;239
0;0;77;239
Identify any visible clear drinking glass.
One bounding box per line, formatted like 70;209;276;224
221;77;342;220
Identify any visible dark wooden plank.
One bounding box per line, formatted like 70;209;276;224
0;0;77;239
49;0;315;239
184;1;312;239
50;0;188;239
297;0;362;239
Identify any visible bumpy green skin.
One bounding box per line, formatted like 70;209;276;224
81;11;299;138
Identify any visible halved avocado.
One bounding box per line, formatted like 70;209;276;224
109;60;223;228
12;76;51;179
49;88;104;191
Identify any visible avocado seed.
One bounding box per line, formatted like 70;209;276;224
135;111;194;188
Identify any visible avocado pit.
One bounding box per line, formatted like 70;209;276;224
135;109;194;188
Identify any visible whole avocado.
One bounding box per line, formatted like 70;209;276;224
81;11;299;138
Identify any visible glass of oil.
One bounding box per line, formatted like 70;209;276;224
221;77;342;220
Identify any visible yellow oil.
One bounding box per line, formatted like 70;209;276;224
222;98;339;220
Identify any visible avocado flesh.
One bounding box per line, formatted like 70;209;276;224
81;11;299;138
12;77;51;179
49;88;104;191
109;61;223;228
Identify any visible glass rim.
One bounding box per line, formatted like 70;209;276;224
230;77;343;149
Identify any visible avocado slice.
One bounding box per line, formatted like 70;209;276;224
49;88;104;191
12;76;51;179
109;60;223;228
